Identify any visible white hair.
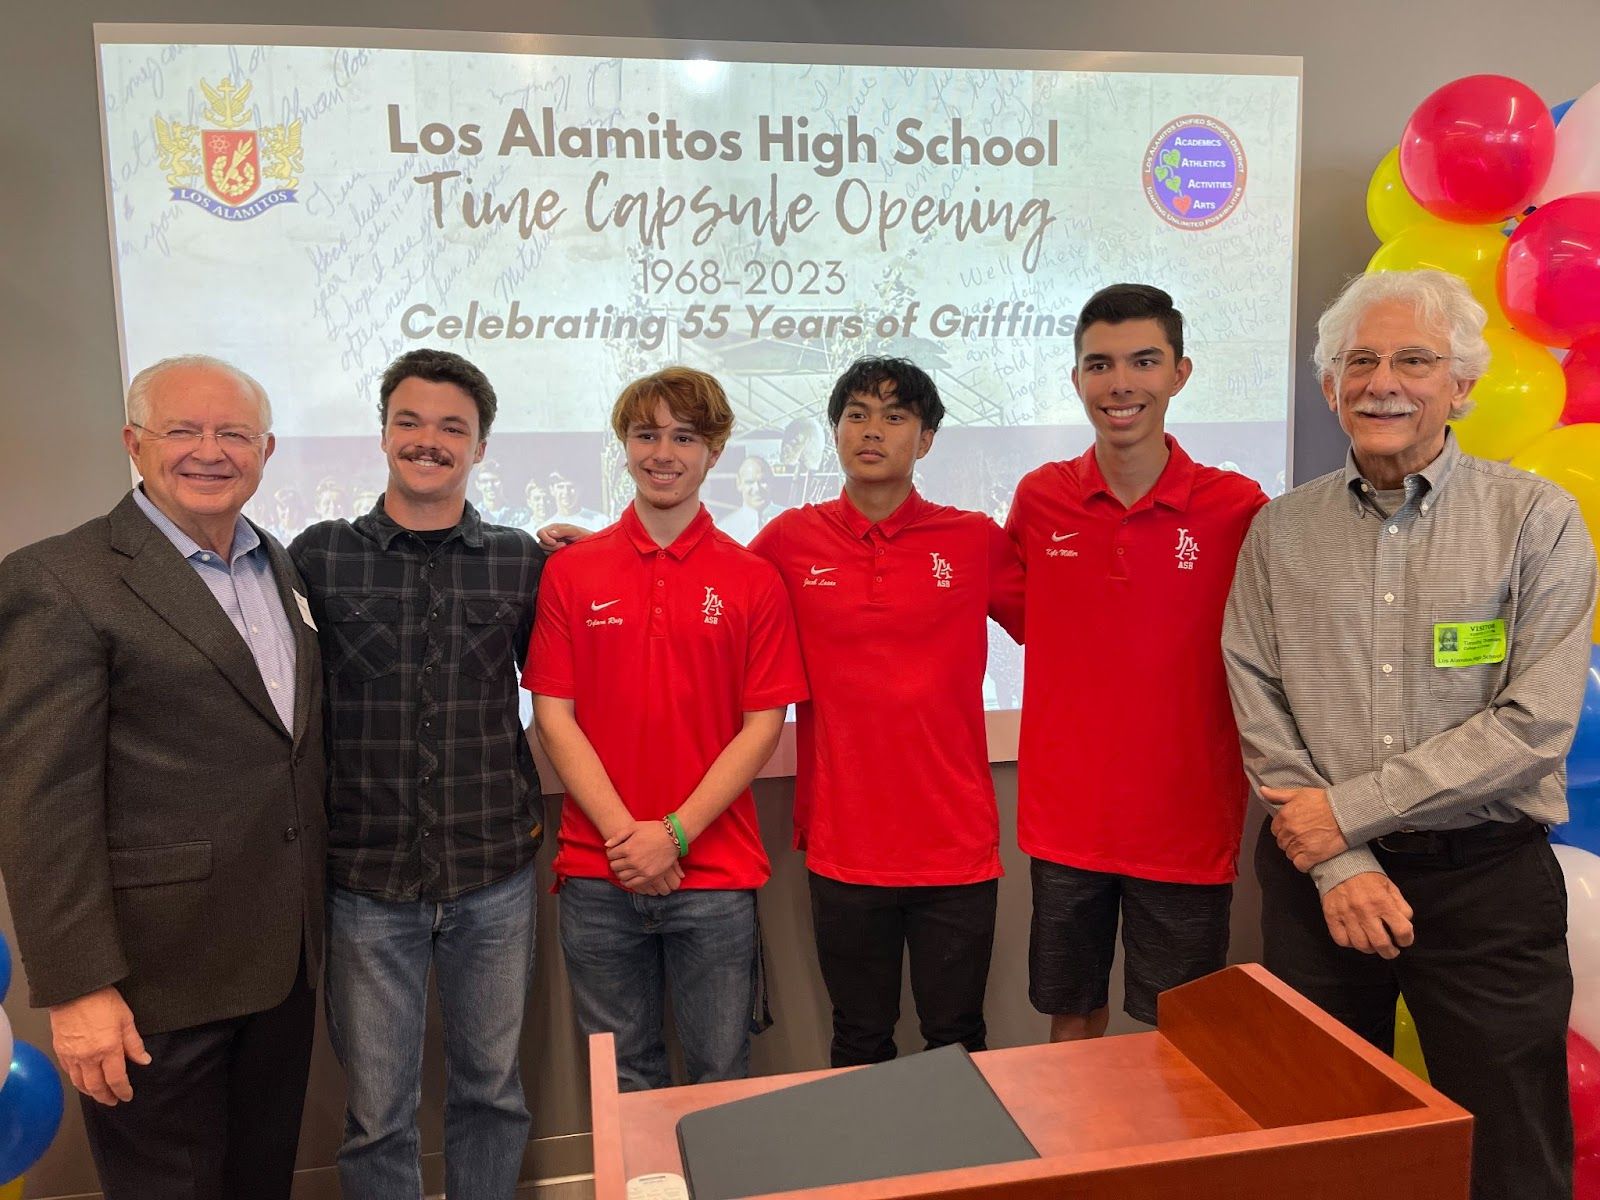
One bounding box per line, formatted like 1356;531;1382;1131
125;355;273;430
1313;270;1491;383
1313;270;1489;419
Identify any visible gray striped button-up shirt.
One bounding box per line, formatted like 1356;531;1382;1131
1222;430;1597;894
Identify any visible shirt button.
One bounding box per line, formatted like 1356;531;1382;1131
283;826;298;842
1383;735;1394;746
423;665;433;674
431;609;440;619
1420;503;1429;513
654;606;662;614
1384;593;1395;604
1387;525;1398;535
1116;547;1125;555
876;547;885;556
268;680;280;690
874;575;882;582
656;579;664;587
423;719;431;727
250;625;259;633
200;553;212;562
421;829;432;839
1381;664;1393;674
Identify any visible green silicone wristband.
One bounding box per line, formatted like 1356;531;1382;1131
665;812;690;858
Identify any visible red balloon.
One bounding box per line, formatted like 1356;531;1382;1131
1581;1151;1600;1200
1499;193;1600;347
1400;74;1556;223
1572;1029;1600;1156
1566;336;1600;425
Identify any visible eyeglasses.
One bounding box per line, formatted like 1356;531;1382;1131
130;423;269;451
1332;348;1454;380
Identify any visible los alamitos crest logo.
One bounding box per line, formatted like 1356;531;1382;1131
153;77;302;221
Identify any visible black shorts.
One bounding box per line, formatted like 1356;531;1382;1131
1028;858;1232;1024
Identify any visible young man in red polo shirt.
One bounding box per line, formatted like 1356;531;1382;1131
750;357;1025;1067
1006;284;1267;1040
526;367;807;1091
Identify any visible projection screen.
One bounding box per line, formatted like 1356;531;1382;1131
95;26;1303;764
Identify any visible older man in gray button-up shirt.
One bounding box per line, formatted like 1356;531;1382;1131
1224;269;1595;1200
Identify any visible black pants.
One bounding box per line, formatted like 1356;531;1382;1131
1257;819;1572;1200
81;951;317;1200
808;872;998;1068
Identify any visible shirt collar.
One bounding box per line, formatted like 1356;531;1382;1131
836;487;930;541
1078;435;1197;512
354;495;486;551
620;502;715;560
133;485;258;563
1342;427;1461;509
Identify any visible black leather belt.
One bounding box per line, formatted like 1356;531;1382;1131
1373;817;1544;865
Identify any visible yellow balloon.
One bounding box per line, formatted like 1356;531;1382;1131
0;1176;24;1200
1395;995;1429;1081
1367;219;1511;327
1450;329;1566;460
1511;424;1600;642
1367;146;1431;242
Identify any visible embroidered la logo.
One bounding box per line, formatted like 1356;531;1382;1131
930;552;953;588
1174;528;1200;570
702;586;724;625
153;77;302;221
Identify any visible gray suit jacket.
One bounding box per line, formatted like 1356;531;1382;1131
0;492;326;1034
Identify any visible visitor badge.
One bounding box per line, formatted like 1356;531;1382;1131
1433;619;1506;668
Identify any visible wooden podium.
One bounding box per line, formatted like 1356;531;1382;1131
589;964;1472;1200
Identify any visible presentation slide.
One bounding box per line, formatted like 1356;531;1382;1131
96;27;1302;741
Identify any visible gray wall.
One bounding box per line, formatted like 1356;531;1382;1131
4;1;1599;1195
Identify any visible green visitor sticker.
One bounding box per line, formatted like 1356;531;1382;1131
1433;619;1507;668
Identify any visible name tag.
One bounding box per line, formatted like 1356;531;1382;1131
1433;619;1506;667
293;590;318;631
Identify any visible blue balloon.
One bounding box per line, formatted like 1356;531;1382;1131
1568;645;1600;790
0;1043;64;1180
1554;98;1576;126
1555;785;1600;854
0;930;11;1005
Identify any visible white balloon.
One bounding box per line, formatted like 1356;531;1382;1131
1555;843;1600;1040
1535;81;1600;204
0;1007;12;1095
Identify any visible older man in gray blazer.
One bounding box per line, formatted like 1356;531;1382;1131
0;357;325;1200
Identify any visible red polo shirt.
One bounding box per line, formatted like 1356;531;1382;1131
1005;438;1267;884
750;490;1024;886
526;504;808;890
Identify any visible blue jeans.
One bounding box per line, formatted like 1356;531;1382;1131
559;878;757;1091
325;861;537;1200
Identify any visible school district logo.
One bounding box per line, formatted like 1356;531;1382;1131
930;552;953;588
1174;528;1200;570
1143;116;1246;230
702;586;724;625
153;77;302;221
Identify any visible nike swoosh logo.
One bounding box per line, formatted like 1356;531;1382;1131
590;599;621;611
1050;532;1079;542
809;566;838;575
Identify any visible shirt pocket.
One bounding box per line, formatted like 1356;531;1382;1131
326;594;401;681
459;597;519;681
1427;596;1510;707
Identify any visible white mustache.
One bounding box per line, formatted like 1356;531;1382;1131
1349;397;1419;416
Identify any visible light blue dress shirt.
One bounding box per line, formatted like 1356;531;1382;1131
133;487;298;731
